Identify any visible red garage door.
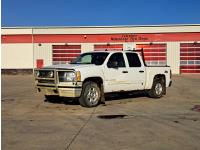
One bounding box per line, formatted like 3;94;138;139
94;44;123;51
52;45;81;64
180;43;200;73
136;44;167;66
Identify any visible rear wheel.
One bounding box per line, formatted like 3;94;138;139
148;78;165;98
79;81;101;107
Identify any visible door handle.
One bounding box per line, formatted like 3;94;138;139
139;70;144;73
122;71;128;73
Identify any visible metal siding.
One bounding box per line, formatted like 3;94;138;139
136;44;167;66
1;44;33;69
52;45;81;64
34;43;52;67
167;42;180;74
180;42;200;73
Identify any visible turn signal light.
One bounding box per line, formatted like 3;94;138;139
76;71;81;81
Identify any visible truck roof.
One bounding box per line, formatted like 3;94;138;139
84;50;138;54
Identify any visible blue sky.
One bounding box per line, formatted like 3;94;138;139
2;0;200;26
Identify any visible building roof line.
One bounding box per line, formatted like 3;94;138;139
2;24;200;29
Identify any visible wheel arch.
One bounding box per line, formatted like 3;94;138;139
153;74;166;82
83;76;103;88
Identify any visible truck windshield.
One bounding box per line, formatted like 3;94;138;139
70;52;109;65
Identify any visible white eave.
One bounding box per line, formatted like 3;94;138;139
2;24;200;35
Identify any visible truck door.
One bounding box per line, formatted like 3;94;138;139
103;52;130;92
125;52;145;90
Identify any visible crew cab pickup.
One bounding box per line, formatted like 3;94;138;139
34;50;172;107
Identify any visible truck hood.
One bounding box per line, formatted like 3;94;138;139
43;63;95;70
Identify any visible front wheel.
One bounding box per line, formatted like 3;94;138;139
148;78;165;98
79;81;101;107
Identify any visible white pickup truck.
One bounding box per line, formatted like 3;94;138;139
34;50;172;107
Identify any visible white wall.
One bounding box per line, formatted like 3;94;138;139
1;44;33;69
81;43;94;53
32;25;200;34
1;28;32;35
167;42;180;74
33;43;52;67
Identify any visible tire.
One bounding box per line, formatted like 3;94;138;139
148;78;165;98
79;81;101;107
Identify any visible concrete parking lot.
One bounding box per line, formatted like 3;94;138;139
2;74;200;150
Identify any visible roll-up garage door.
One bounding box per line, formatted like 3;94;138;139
94;44;123;51
52;45;81;64
136;44;167;66
180;43;200;73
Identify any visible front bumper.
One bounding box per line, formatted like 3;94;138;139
36;85;82;97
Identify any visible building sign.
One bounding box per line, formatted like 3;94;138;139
111;34;148;42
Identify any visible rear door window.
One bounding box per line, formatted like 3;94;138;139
107;53;126;68
126;53;141;67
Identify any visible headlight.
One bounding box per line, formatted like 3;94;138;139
59;71;81;82
47;71;54;78
66;72;76;81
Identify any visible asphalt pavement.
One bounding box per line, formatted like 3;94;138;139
2;75;200;150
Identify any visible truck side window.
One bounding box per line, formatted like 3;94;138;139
126;53;141;67
107;53;125;68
